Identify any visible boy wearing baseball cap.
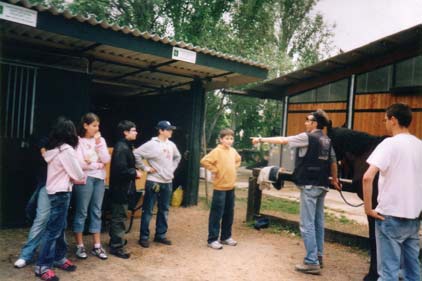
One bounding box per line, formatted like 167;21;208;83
134;121;181;247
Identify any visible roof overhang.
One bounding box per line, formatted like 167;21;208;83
245;24;422;100
0;0;269;96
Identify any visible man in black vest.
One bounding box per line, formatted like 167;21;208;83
252;109;341;275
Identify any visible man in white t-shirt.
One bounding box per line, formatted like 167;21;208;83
363;103;422;281
252;109;341;275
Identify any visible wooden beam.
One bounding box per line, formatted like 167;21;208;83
110;60;177;81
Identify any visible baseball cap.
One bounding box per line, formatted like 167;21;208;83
156;120;176;130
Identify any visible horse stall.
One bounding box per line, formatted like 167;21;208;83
244;24;422;279
0;0;268;227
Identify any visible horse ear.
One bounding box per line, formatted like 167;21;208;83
326;120;333;137
327;120;333;130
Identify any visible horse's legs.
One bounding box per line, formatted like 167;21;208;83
363;183;379;281
365;215;378;280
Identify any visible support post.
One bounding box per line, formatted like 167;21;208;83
246;168;262;221
184;79;205;206
347;74;355;129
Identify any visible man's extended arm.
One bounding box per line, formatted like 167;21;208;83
251;136;289;145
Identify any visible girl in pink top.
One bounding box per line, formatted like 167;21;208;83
73;113;110;260
35;117;83;281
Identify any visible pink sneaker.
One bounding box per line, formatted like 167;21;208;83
55;259;76;272
35;269;59;281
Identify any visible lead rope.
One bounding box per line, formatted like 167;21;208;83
337;190;364;207
330;176;364;208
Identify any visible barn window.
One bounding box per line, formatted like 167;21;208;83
289;79;348;103
356;65;392;93
0;63;38;139
289;89;316;103
394;55;422;87
316;79;348;102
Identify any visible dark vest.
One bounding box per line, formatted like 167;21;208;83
293;130;331;187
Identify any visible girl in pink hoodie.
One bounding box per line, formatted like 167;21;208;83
73;113;111;260
35;118;84;281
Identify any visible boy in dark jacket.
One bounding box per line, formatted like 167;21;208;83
108;121;142;259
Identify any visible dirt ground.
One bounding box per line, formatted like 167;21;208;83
0;189;369;281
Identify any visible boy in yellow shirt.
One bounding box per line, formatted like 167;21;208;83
200;129;241;249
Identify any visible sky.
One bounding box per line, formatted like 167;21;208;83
315;0;422;53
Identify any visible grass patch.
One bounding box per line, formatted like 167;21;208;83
325;212;357;225
261;196;358;226
261;197;300;214
267;220;300;236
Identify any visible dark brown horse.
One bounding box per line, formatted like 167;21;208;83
327;125;386;281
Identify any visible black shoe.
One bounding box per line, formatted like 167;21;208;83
154;237;172;245
138;239;150;248
109;248;130;259
363;272;379;281
318;256;323;269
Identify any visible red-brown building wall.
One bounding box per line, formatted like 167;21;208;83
286;95;422;138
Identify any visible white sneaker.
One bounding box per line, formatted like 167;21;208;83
221;237;237;246
75;246;88;259
207;240;223;250
14;258;26;268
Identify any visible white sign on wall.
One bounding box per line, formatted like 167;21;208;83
172;47;197;64
0;2;37;27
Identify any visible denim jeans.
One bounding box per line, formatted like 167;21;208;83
36;192;71;271
140;181;172;240
375;216;420;281
299;186;327;265
20;186;50;261
73;176;105;233
208;189;235;244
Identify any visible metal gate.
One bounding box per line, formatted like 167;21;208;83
1;62;38;140
0;62;38;227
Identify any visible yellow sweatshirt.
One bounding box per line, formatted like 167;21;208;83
200;144;241;190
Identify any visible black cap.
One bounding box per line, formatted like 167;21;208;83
156;120;176;130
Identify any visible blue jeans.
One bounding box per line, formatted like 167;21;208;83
20;186;50;261
140;181;172;240
299;186;327;265
73;176;105;233
208;189;235;243
375;216;420;281
36;192;71;271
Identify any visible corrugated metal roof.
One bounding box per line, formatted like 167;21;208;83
8;0;269;70
247;24;422;98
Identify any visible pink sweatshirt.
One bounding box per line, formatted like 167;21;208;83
44;144;84;194
76;137;110;180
